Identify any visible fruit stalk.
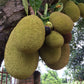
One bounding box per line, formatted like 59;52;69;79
44;3;48;17
29;4;35;15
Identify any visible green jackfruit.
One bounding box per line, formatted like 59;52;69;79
39;44;61;64
4;42;39;79
7;15;45;53
63;1;80;22
49;12;73;34
45;31;64;48
46;44;70;70
78;3;84;18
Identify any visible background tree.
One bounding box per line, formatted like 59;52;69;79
63;69;69;83
68;18;84;81
41;70;62;84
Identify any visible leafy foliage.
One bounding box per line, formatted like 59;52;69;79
76;0;84;3
41;70;62;84
29;0;42;14
22;0;28;15
68;18;84;80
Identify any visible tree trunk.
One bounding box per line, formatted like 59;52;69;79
0;0;25;66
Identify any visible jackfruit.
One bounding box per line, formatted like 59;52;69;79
63;1;80;22
45;26;51;36
45;31;64;48
7;15;45;53
63;32;72;43
46;44;70;70
39;44;61;64
49;12;73;34
78;3;84;18
4;42;39;79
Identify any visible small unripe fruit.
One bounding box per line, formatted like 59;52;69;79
45;26;51;36
45;21;53;30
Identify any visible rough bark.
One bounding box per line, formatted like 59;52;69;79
0;0;25;66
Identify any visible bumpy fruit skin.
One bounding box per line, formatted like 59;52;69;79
4;15;45;79
39;44;61;64
4;43;39;79
46;44;70;70
45;31;64;48
78;3;84;18
7;15;45;53
63;1;80;22
49;12;73;34
63;32;72;43
45;26;51;36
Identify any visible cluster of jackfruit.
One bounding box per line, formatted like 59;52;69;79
4;0;84;79
4;12;73;79
39;0;84;71
39;12;73;70
62;0;84;22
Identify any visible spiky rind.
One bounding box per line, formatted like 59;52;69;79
45;31;64;47
5;43;39;79
63;1;80;22
78;3;84;18
7;15;45;53
39;45;61;64
46;44;70;70
49;12;73;34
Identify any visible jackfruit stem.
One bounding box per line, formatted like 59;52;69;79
41;16;49;20
37;11;49;20
29;5;35;15
44;3;48;17
35;10;37;15
37;11;43;16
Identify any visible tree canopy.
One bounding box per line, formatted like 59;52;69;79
68;18;84;80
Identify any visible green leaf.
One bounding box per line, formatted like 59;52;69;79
29;0;42;15
22;0;28;15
